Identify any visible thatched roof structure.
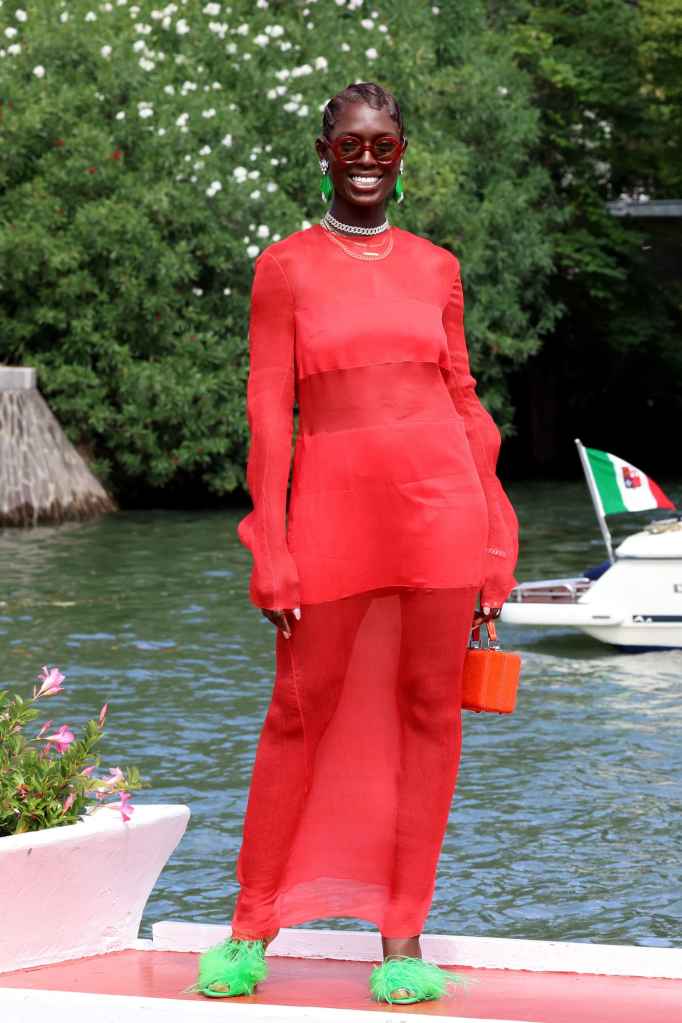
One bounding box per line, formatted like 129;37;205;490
0;367;116;527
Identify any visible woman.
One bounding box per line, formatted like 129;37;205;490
191;81;519;1005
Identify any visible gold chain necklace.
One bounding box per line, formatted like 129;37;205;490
319;219;394;262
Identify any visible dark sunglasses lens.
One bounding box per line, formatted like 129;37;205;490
338;138;363;160
374;138;401;161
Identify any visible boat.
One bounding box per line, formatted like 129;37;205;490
2;918;681;1022
501;440;681;651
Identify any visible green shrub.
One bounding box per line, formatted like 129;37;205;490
0;663;146;837
0;1;556;500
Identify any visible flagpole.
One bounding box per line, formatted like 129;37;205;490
574;438;615;564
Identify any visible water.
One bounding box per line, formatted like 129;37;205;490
1;480;680;948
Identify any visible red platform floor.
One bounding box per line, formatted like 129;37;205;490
1;948;681;1022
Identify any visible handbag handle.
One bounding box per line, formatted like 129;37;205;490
469;618;501;650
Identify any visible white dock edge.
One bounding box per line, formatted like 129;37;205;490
153;921;682;980
0;988;539;1023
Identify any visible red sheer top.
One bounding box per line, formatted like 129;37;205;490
236;224;519;610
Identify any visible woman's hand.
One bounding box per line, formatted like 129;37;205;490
260;606;301;638
472;604;502;630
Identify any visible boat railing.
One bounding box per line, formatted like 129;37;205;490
507;577;592;604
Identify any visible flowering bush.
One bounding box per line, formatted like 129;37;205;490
0;0;556;498
0;665;146;837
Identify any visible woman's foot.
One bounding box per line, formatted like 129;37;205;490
380;935;421;1000
185;934;277;998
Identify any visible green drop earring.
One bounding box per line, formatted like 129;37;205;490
393;159;405;204
319;158;333;203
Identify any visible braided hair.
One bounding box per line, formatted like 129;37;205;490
321;82;404;139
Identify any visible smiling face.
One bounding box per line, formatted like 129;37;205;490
315;101;406;216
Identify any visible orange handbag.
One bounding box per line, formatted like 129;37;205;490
461;619;522;714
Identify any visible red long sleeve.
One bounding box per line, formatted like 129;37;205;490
442;257;519;607
236;250;301;611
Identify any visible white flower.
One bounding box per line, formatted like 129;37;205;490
7;43;21;54
115;111;126;120
432;5;440;12
176;18;190;33
250;189;261;199
139;107;154;118
360;18;373;29
275;84;287;96
301;219;311;229
365;47;378;60
246;244;259;257
206;180;222;196
164;84;175;95
33;65;45;78
267;25;284;37
225;41;237;54
233;166;248;182
257;224;270;238
101;45;112;58
176;112;189;126
202;108;216;118
235;23;249;35
158;128;166;136
194;160;205;170
15;10;27;22
378;24;388;32
297;104;309;116
223;287;231;295
199;144;212;155
133;39;146;51
139;58;155;71
314;56;328;70
283;100;299;112
280;40;292;51
341;42;351;52
203;2;221;14
193;287;203;296
135;22;152;34
275;68;289;81
272;233;281;241
254;33;269;46
85;11;97;21
267;88;277;99
4;27;17;38
248;169;260;179
257;0;269;7
266;182;278;192
60;12;69;22
221;133;232;147
291;63;312;77
497;85;508;96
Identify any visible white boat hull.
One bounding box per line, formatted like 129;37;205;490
502;531;682;649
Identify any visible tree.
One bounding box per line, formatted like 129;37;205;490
0;0;555;500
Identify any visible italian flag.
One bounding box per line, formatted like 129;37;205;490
584;446;675;515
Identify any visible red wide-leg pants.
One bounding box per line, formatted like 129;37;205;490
231;585;478;939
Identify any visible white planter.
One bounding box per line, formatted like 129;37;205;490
0;803;190;974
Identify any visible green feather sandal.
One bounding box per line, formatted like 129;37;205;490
369;954;466;1005
183;938;269;998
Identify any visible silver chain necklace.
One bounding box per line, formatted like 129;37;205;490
321;210;391;236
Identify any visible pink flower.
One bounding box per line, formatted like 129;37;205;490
98;703;108;727
62;791;76;813
110;791;134;822
89;766;124;797
36;719;53;739
80;765;96;777
34;666;65;699
43;724;75;753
